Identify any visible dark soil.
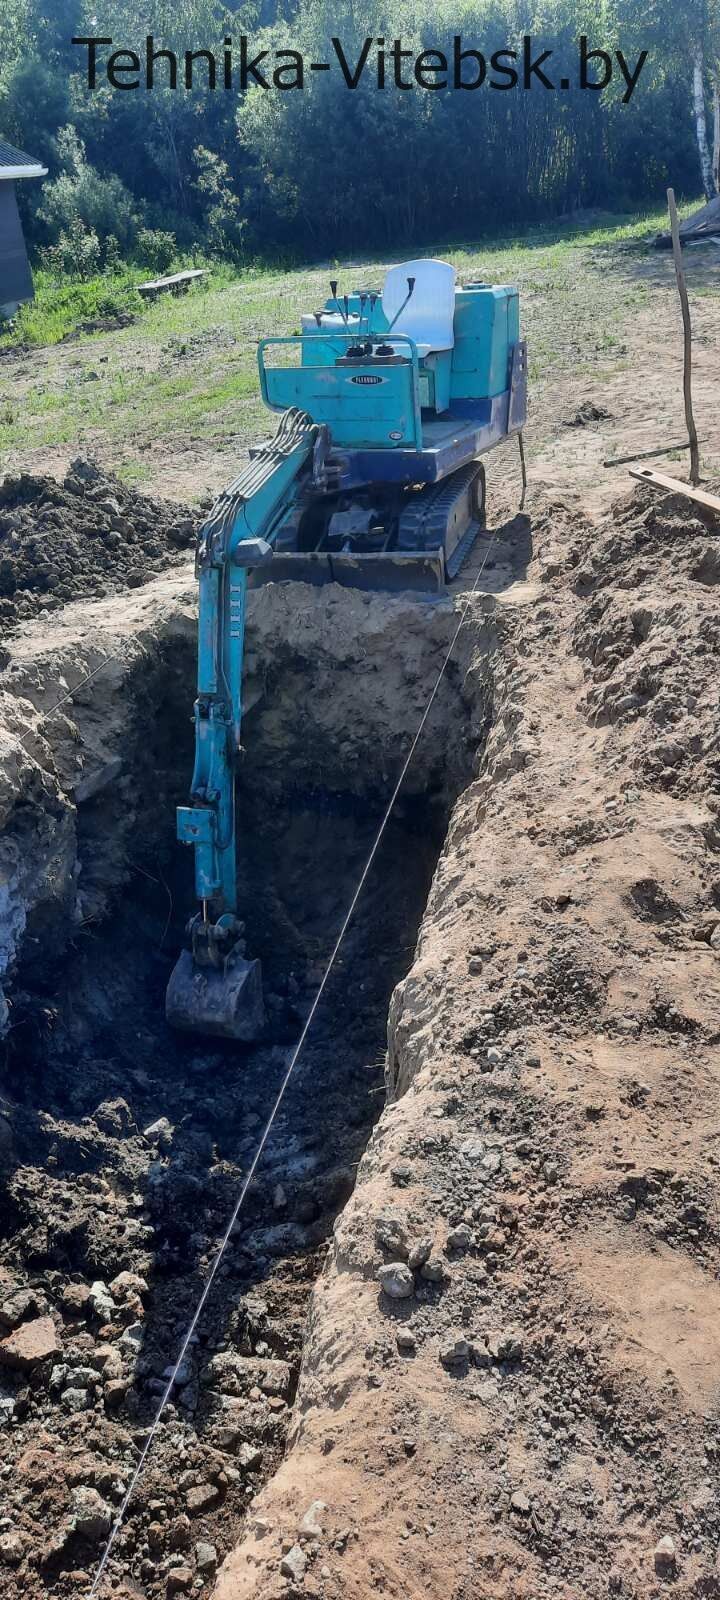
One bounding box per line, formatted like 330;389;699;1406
0;461;196;631
0;773;446;1598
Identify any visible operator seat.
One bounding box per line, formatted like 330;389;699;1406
381;258;457;356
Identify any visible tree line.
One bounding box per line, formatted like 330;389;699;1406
0;0;718;271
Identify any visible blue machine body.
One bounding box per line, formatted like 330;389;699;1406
258;281;524;454
166;263;527;1038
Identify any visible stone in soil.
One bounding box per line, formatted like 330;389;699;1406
280;1543;307;1581
439;1335;471;1367
654;1535;677;1574
0;1315;58;1370
195;1540;217;1574
376;1262;414;1299
71;1486;113;1541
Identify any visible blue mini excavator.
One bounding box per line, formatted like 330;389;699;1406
165;259;527;1039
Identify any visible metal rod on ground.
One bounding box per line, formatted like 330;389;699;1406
518;430;527;510
667;187;700;486
603;439;701;469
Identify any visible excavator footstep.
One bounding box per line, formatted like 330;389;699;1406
166;950;266;1040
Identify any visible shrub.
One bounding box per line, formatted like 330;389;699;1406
41;219;103;281
193;146;247;260
38;126;143;251
134;228;177;274
102;234;122;274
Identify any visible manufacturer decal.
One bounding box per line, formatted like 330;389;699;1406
350;373;386;386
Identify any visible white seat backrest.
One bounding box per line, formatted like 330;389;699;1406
382;258;456;354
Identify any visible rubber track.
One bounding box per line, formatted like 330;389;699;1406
397;461;484;554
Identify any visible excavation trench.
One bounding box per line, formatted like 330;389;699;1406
0;578;490;1597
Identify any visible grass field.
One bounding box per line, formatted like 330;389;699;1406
1;202;717;506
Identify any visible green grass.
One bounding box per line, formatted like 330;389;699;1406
0;202;681;356
0;200;714;488
0;256;274;353
0;266;148;349
114;459;154;486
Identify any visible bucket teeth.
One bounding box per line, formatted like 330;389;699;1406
166;949;266;1041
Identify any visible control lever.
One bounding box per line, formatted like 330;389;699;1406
367;291;380;349
385;275;416;336
329;279;349;326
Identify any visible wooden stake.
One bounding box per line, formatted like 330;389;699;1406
667;187;700;485
517;430;527;510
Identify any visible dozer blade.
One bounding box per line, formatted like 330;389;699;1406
166;949;266;1040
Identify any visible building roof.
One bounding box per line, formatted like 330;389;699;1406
0;139;47;180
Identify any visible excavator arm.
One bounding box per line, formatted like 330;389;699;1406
166;408;318;1038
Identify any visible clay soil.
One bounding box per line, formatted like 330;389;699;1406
0;241;720;1600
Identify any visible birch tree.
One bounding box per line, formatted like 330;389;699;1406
680;0;720;196
692;41;714;196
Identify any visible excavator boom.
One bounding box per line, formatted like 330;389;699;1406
166;409;317;1039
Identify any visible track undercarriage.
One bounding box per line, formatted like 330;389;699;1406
263;457;486;592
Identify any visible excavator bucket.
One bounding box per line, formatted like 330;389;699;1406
165;949;266;1041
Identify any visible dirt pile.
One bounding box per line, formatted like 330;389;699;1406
0;462;196;630
569;486;720;804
